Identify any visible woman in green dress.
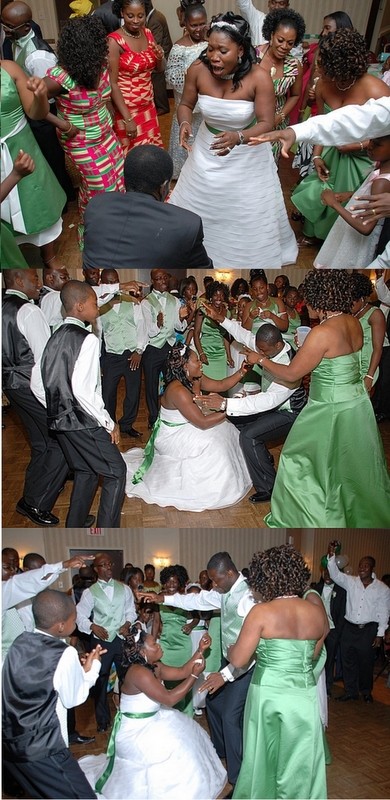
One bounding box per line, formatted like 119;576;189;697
229;544;329;800
350;272;386;393
158;564;194;716
291;28;390;244
241;271;288;388
282;285;301;349
194;281;233;381
242;269;390;528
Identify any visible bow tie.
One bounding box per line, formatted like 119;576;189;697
99;579;114;587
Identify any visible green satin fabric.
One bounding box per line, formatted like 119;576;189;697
95;710;157;792
205;119;257;135
234;639;327;800
200;315;230;380
131;416;185;484
266;353;390;527
160;605;193;716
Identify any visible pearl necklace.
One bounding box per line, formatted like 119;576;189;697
275;594;299;600
353;302;369;318
319;312;343;324
335;77;356;92
123;28;142;38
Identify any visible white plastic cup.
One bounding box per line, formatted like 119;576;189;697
296;326;311;346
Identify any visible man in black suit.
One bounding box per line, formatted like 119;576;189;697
83;145;213;270
92;0;120;33
314;566;346;697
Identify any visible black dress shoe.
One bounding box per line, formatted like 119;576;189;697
97;724;110;733
84;514;96;527
337;693;359;702
120;427;142;438
69;734;96;744
249;491;272;504
16;498;59;526
363;693;373;703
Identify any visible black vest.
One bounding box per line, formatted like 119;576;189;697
2;295;35;390
2;632;67;762
41;324;98;431
287;348;307;414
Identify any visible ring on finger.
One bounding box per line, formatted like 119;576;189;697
372;208;376;215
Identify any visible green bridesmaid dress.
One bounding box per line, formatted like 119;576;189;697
265;352;390;527
234;638;327;800
199;314;231;381
159;604;193;716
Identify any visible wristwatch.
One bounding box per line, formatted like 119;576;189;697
220;399;227;411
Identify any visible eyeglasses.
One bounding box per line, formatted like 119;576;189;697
1;21;28;31
96;561;114;568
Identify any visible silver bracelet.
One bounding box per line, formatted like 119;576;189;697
220;399;227;411
312;155;323;161
237;130;245;145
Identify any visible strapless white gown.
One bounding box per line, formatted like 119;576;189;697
123;406;252;511
168;95;298;268
79;692;227;799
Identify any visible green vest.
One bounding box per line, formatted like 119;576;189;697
99;297;138;354
145;292;178;349
221;578;249;657
89;581;126;642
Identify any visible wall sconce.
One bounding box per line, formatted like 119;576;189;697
153;556;171;569
215;270;233;284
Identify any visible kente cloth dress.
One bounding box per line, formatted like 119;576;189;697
79;691;227;799
46;65;124;247
159;604;193;715
123;405;252;511
168;95;298;268
258;51;300;164
314;169;389;268
291;105;373;241
165;41;206;179
265;352;390;528
198;314;231;380
1;66;65;256
233;639;327;800
108;29;163;153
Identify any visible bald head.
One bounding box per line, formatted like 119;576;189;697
42;267;70;292
101;269;119;284
1;1;32;37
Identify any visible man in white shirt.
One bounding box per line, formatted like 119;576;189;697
328;553;390;703
76;552;137;732
39;266;70;330
236;0;290;47
2;268;69;526
31;280;126;527
200;309;306;502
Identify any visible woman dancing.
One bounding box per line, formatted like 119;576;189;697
242;269;390;527
79;626;226;799
123;345;252;510
168;11;297;268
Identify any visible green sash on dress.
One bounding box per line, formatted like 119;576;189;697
95;710;157;792
132;416;185;484
205;119;257;135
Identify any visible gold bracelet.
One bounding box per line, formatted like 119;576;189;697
63;120;73;133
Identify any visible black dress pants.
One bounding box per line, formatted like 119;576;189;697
57;427;126;527
5;387;69;511
206;660;254;785
372;345;390;419
324;626;344;695
101;350;141;429
142;341;170;426
238;409;299;495
4;750;96;799
91;635;124;728
341;620;378;696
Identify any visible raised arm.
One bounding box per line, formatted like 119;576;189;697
2;61;49;119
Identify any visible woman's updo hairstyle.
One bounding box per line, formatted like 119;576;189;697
248;544;311;601
319;27;368;83
122;624;156;673
164;345;193;391
112;0;145;17
200;12;256;90
262;8;306;47
184;3;206;24
205;280;229;303
303;269;353;313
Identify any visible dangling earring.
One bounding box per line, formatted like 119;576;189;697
185;368;190;377
238;55;242;64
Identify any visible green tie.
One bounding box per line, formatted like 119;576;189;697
131;416;185;485
95;709;157;792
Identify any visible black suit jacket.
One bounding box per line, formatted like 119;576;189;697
83;191;213;270
93;1;121;33
314;578;347;632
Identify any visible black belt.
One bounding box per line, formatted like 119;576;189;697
346;620;375;629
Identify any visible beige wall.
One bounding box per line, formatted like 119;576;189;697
301;530;390;584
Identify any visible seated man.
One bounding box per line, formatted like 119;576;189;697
83;145;213;270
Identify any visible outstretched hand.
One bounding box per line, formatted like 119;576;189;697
249;127;296;157
62;555;94;570
200;301;226;323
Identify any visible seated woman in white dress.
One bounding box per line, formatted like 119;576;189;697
123;345;252;510
80;626;227;799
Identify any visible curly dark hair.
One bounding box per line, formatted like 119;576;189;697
200;12;257;91
231;278;249;298
205;280;230;302
179;275;198;298
302;269;353;313
122;625;156;673
163;344;193;391
112;0;145;17
57;16;108;90
319;28;368;83
349;272;373;301
160;564;189;589
248;544;311;601
262;8;306;46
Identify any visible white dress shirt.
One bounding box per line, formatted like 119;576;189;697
291;97;390;145
31;317;115;431
327;555;390;637
236;0;266;45
103;299;150;354
142;290;187;345
76;580;137;636
5;289;50;363
2;562;66;612
39;287;63;329
368;243;390;271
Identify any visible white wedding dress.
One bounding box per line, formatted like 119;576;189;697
168;95;298;268
79;692;227;799
123;406;252;511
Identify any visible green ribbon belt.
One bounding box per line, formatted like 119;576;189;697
131;416;186;485
205;118;257;135
95;710;157;792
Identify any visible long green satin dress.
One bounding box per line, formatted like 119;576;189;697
234;639;327;800
199;313;231;380
159;604;193;716
265;352;390;527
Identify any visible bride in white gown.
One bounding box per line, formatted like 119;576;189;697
123;344;252;511
79;627;227;799
168;12;298;269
